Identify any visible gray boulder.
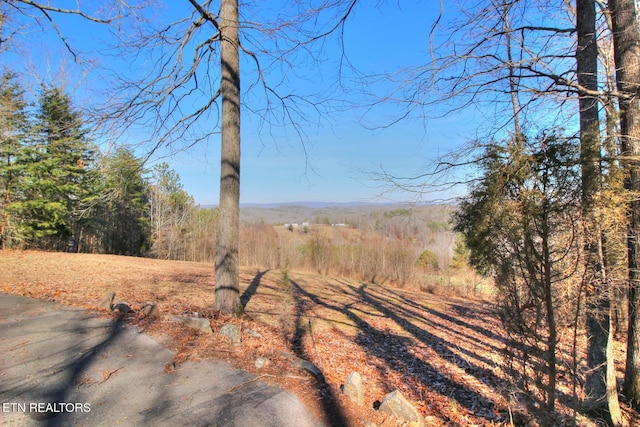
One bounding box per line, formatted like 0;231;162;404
219;324;242;343
141;303;160;318
291;357;322;379
112;301;133;314
277;351;323;379
342;371;364;406
378;389;426;427
96;292;115;310
170;315;213;333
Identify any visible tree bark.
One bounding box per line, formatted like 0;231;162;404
608;0;640;404
577;0;623;424
215;0;243;316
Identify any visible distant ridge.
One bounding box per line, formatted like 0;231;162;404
198;201;439;209
193;201;455;226
239;201;395;208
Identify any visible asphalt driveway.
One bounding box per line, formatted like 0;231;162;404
0;294;325;427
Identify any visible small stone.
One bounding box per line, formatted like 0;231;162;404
378;389;426;427
171;315;213;333
342;371;364;406
255;357;270;369
276;350;323;379
141;303;160;318
96;292;115;310
219;324;241;343
112;301;132;313
292;357;322;379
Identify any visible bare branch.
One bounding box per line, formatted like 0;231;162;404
15;0;113;24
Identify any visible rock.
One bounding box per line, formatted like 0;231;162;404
342;371;364;406
378;389;426;427
255;357;270;369
140;303;160;318
219;324;241;343
112;301;132;314
276;351;323;379
170;315;213;333
96;292;115;310
291;357;322;379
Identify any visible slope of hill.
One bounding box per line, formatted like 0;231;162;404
239;202;453;228
0;251;605;426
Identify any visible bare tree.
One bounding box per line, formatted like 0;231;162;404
0;1;139;60
98;1;358;315
2;1;361;315
362;0;581;200
215;0;242;315
607;0;640;405
577;0;623;423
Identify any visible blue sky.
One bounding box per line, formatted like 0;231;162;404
174;1;475;205
6;1;477;205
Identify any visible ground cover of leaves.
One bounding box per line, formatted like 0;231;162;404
0;251;632;426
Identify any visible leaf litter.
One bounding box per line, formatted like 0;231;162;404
2;250;634;426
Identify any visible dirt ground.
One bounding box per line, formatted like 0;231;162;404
0;250;634;426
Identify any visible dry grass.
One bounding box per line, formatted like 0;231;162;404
1;250;632;426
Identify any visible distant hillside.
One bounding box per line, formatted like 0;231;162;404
237;202;456;227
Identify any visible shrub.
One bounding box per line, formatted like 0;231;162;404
415;249;439;271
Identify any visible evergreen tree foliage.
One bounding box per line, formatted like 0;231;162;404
449;234;469;270
0;75;196;256
415;249;439;271
0;71;29;249
12;86;98;250
454;131;582;417
97;146;149;256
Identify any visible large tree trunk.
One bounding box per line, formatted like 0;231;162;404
215;0;243;316
577;0;623;424
608;0;640;404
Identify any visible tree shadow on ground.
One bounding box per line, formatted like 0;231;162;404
289;282;350;427
368;284;586;422
241;269;269;308
287;277;506;425
39;318;124;427
0;301;124;427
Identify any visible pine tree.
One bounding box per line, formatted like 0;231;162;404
97;146;149;256
0;71;29;249
15;86;97;250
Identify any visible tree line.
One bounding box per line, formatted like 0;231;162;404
0;73;217;258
